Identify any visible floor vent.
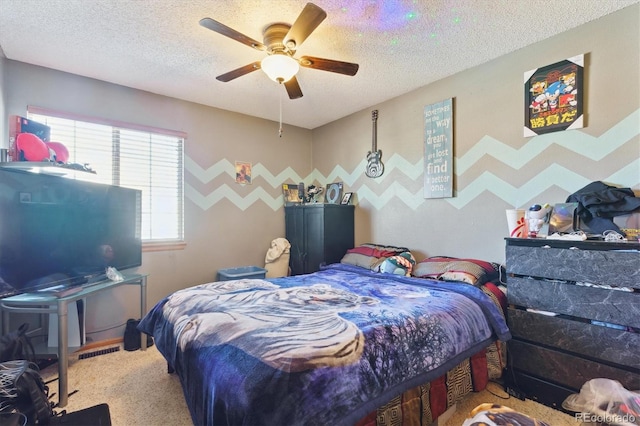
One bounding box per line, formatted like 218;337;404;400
78;346;120;360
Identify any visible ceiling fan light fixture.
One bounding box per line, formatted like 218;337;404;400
261;54;299;83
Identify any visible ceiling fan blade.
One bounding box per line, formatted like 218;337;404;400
284;76;303;99
199;17;266;51
298;56;359;76
216;62;262;82
283;3;327;50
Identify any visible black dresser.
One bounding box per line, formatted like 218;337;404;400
504;237;640;410
285;204;354;275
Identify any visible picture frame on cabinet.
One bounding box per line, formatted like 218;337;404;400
282;183;302;205
341;192;353;205
325;182;343;204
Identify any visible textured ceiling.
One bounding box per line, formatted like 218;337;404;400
0;0;637;129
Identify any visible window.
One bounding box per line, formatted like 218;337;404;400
28;107;184;248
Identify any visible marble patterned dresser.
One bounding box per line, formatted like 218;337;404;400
504;237;640;410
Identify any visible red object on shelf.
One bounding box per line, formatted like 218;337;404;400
46;141;70;163
8;115;51;162
16;132;50;161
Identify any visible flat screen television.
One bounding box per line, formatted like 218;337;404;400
0;167;142;298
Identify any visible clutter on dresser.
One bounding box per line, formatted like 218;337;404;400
506;180;640;242
567;181;640;237
526;203;552;238
505;208;528;237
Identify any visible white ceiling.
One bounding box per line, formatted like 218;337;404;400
0;0;636;129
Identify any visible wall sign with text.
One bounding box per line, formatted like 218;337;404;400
524;54;584;137
424;98;453;199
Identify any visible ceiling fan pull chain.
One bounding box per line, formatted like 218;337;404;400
279;88;283;138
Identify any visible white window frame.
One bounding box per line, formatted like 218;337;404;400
27;106;185;251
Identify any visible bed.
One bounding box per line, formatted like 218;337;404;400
139;252;510;426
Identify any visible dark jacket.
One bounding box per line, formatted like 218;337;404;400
566;181;640;235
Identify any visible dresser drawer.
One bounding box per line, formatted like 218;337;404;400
508;308;640;368
508;277;640;328
509;340;640;391
506;245;640;289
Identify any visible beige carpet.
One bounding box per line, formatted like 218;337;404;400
41;345;192;426
40;345;576;425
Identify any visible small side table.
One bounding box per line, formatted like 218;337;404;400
0;273;147;407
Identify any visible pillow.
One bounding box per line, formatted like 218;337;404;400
341;243;409;270
340;252;379;269
412;256;499;286
346;243;409;258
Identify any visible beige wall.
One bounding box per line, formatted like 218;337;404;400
1;5;638;342
312;5;639;262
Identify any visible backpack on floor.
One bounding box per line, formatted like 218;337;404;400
123;318;153;351
0;323;37;363
0;360;55;425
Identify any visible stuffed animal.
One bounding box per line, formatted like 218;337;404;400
378;251;416;276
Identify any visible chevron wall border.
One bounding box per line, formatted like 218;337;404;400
186;110;639;211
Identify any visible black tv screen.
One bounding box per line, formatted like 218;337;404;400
0;167;142;297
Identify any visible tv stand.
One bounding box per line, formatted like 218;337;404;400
0;272;147;407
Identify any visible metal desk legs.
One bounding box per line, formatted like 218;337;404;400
57;298;69;407
140;276;147;351
1;274;148;408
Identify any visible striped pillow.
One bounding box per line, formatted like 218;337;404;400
412;256;500;286
341;243;409;270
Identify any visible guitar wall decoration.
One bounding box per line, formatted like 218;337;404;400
366;110;384;178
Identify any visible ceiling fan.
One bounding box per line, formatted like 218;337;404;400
199;2;359;100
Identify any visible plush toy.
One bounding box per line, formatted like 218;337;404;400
378;251;416;276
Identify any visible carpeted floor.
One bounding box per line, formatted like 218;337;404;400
40;344;577;425
41;345;191;426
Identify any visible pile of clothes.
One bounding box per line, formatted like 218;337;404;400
567;181;640;236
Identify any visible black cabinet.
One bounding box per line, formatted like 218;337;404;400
504;238;640;411
285;204;354;275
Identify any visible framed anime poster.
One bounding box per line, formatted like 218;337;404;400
524;54;584;137
235;161;252;184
